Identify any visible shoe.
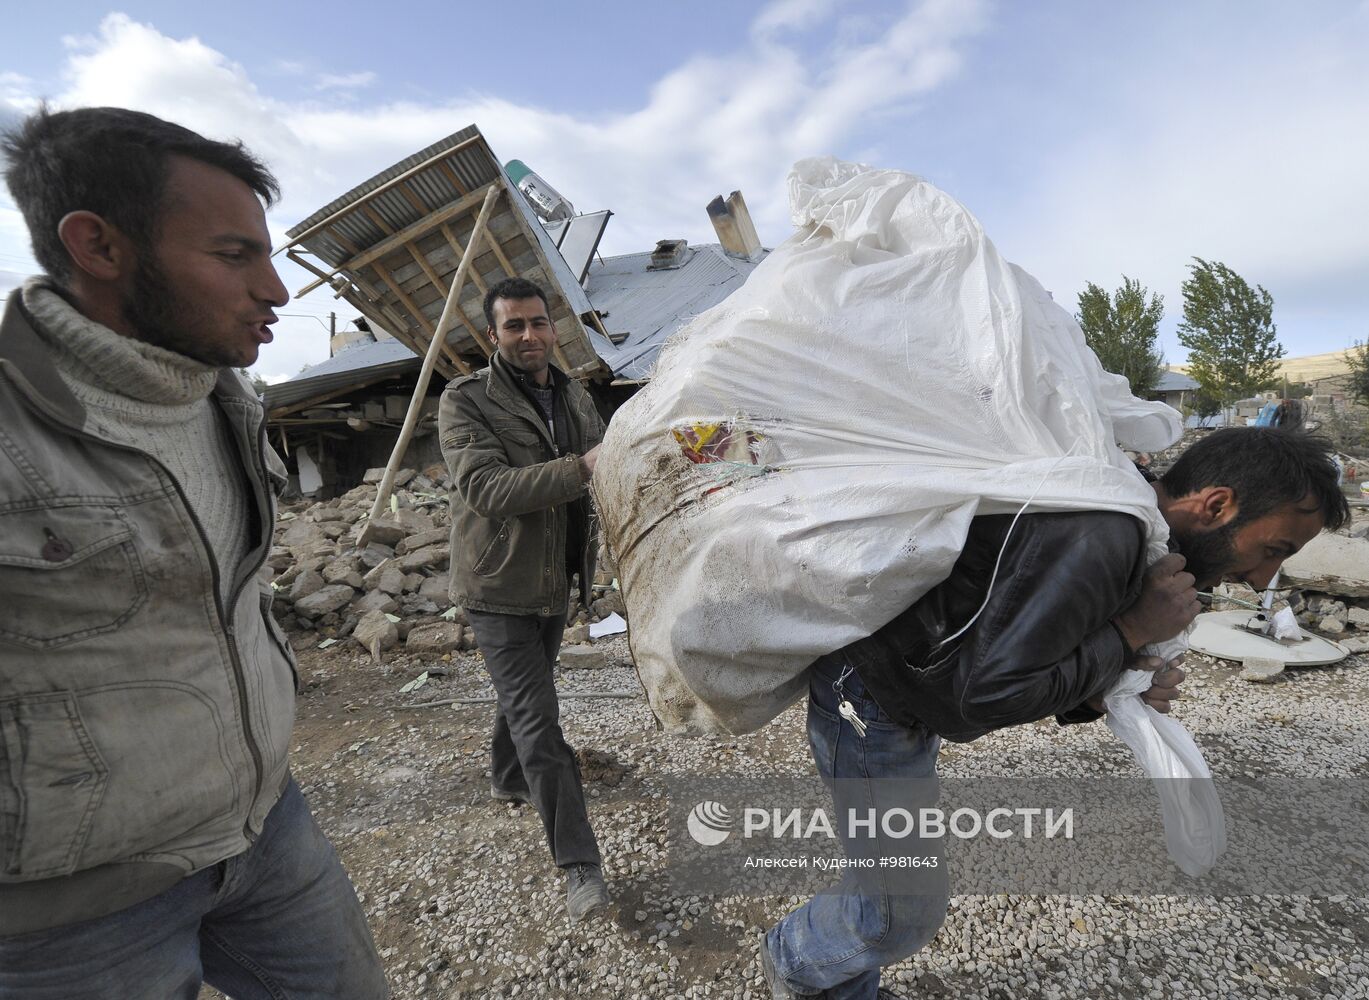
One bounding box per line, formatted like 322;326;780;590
757;930;802;999
565;863;610;922
490;784;528;805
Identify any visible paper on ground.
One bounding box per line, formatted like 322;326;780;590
589;613;628;639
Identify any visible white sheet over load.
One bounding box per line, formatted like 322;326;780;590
593;157;1182;736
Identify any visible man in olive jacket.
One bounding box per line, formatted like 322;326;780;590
439;276;609;921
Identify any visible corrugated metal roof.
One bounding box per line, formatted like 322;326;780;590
284;126;599;367
1154;370;1200;392
263;338;419;412
585;243;766;380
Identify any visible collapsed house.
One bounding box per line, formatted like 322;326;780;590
264;125;768;497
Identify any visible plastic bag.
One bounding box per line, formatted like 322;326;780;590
593;157;1182;734
1103;643;1227;877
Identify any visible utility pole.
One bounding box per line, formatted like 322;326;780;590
329;311;336;357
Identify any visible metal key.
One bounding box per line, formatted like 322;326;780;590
837;699;868;737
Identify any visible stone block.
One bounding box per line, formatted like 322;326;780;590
394;508;435;534
358;543;395;570
289;569;326;602
312;507;347;522
352;610;398;653
591;591;626;620
362;467;387;484
266;546;294;572
351;590;399;615
564;624;591;645
393;468;417;487
322;556;361;585
294;585;357;619
418;576;452;608
1347;606;1369;628
377;566;406;597
1239;657;1284;683
1319;616;1347;635
405;621;466;655
559;644;609;669
402;572;425;594
398;544;449;573
395;528;449;556
363;517;407;547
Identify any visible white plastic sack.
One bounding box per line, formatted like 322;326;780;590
1104;650;1227;877
593;156;1182;735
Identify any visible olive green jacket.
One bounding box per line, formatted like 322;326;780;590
0;289;296;933
439;354;604;616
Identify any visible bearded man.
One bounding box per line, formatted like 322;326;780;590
0;107;386;999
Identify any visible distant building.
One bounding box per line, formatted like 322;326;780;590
1148;370;1200;412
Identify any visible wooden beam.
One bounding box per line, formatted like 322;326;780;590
296;183;498;296
437;159;468;196
438;223;489;294
402;242;485;345
483;228;517;278
371;259;471;377
357;185;500;547
280;135;484;251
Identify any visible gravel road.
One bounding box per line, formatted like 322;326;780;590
193;631;1369;999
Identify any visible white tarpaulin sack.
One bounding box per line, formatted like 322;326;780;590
594;157;1182;736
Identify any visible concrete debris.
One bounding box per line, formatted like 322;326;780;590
1281;532;1369;599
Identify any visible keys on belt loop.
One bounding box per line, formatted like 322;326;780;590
832;661;867;738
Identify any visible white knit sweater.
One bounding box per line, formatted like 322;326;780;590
23;280;252;606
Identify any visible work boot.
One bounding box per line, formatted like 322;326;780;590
565;863;610;922
757;930;810;998
490;784;527;805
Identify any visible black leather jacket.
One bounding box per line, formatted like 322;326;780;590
845;510;1148;742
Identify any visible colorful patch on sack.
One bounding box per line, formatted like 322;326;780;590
672;422;765;466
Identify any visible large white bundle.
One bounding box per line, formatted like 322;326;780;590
594;157;1181;735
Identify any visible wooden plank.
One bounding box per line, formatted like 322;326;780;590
296;183;499;296
280;135;485;251
358;186;500;548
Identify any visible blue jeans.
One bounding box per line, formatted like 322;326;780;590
766;655;949;999
0;778;386;999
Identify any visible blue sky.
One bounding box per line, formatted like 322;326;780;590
3;0;1367;384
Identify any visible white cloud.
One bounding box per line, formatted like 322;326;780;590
994;12;1369;357
753;0;838;38
3;4;989;378
314;71;377;91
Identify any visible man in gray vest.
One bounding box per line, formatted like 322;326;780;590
0;107;386;998
439;276;610;921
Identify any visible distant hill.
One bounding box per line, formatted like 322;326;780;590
1169;349;1354;385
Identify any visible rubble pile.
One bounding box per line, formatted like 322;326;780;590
266;464;626;659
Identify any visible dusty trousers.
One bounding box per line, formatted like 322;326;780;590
466;609;601;868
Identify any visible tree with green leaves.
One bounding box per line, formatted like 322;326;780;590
1344;340;1369;407
1177;258;1285;408
1076;276;1166;396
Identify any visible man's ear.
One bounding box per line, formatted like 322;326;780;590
56;211;133;282
1198;485;1238;528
